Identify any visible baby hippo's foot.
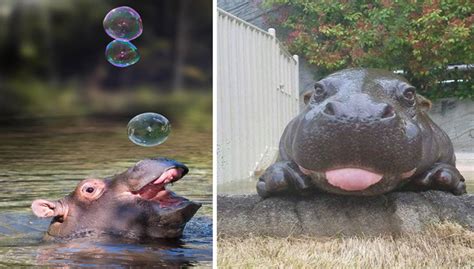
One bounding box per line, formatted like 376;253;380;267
407;163;466;195
257;164;288;198
257;161;312;198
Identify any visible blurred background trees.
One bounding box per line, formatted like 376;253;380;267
0;0;212;128
263;0;473;99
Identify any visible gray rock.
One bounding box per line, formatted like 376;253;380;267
217;191;474;237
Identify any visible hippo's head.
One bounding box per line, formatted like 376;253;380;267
31;157;201;240
293;68;431;195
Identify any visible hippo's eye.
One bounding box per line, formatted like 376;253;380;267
77;179;105;202
312;84;327;102
314;85;325;96
403;88;415;101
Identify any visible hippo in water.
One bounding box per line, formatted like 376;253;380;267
32;157;201;240
257;68;466;198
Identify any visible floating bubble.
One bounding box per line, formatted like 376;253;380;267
105;40;140;67
103;6;143;41
127;113;171;147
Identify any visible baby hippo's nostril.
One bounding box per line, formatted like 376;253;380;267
323;102;336;116
381;104;395;119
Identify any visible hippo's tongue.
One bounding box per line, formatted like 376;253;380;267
325;168;383;191
136;168;183;200
135;168;187;207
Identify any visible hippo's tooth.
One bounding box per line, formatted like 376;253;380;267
401;168;416;178
153;168;183;185
298;165;313;175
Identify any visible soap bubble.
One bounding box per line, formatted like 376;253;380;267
127;113;171;147
103;6;143;41
105;40;140;67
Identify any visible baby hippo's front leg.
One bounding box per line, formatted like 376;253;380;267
257;161;312;198
404;163;466;195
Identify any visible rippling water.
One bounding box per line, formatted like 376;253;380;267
0;116;212;267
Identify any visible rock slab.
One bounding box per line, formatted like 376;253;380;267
217;191;473;237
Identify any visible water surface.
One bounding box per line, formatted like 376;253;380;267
0;116;212;267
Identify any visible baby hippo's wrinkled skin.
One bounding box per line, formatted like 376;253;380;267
257;68;466;198
32;158;201;240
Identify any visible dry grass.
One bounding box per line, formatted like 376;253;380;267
218;222;474;268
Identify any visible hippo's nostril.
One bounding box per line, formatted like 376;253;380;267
324;102;336;116
381;104;395;119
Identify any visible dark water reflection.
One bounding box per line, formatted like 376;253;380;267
0;116;212;267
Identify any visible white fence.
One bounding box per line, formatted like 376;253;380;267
217;8;300;184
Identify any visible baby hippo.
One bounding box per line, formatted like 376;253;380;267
32;157;200;240
257;68;466;197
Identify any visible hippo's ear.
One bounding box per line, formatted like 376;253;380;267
302;89;314;105
31;199;66;218
416;94;432;112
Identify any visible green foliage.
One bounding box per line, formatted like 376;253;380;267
1;78;212;131
263;0;473;99
0;0;212;94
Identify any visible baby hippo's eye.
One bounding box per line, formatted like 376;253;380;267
77;179;105;202
314;84;326;97
398;85;416;106
312;83;327;102
82;185;96;194
403;87;415;101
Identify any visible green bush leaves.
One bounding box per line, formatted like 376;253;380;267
264;0;473;99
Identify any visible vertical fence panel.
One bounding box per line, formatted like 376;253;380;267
217;9;299;184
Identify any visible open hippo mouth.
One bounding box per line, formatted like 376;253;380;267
32;157;201;240
298;165;416;191
132;167;188;207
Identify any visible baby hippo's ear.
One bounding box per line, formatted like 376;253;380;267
302;89;314;105
31;199;68;218
416;94;432;112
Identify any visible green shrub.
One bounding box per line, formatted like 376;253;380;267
263;0;473;99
